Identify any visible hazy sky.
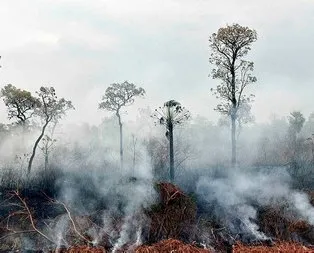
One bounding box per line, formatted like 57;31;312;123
0;0;313;125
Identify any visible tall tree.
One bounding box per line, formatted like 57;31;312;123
28;87;74;173
99;81;145;169
209;23;257;167
152;100;190;183
218;102;255;138
1;84;40;127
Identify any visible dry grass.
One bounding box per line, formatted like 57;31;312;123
145;182;197;243
233;242;314;252
258;205;314;242
135;239;211;253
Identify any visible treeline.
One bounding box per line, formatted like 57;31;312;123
0;24;313;190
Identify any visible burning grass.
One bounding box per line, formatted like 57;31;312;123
1;181;314;252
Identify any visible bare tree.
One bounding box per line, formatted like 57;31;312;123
28;87;74;173
152;100;190;183
99;81;145;169
209;23;257;167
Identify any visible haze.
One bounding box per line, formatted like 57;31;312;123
0;0;313;124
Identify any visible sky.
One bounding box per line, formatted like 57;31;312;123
0;0;313;125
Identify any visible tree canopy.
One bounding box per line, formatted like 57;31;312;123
209;23;257;117
99;81;145;113
1;84;40;125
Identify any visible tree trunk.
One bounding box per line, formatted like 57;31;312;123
117;112;123;169
28;120;49;174
169;123;174;183
231;114;236;167
132;135;136;176
231;61;237;167
44;151;48;171
311;141;314;164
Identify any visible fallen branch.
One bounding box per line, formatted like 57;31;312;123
13;190;57;245
0;230;36;241
42;192;93;245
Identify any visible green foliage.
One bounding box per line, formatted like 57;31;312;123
28;86;74;173
36;86;74;123
0;84;40;124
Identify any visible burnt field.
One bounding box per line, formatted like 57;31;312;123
0;167;313;253
1;14;314;252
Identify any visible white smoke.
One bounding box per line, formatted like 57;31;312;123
196;166;313;241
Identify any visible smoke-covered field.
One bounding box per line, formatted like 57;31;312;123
1;3;314;251
0;112;314;252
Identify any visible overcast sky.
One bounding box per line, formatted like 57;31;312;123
0;0;313;125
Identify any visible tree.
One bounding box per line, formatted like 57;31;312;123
218;101;255;138
287;111;305;158
99;81;145;169
28;87;74;173
152;100;190;183
39;121;57;171
288;111;305;137
1;84;40;127
209;23;257;167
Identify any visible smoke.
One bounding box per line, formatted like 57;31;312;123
54;214;70;249
292;192;314;225
0;107;313;251
49;147;157;250
196;166;314;242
